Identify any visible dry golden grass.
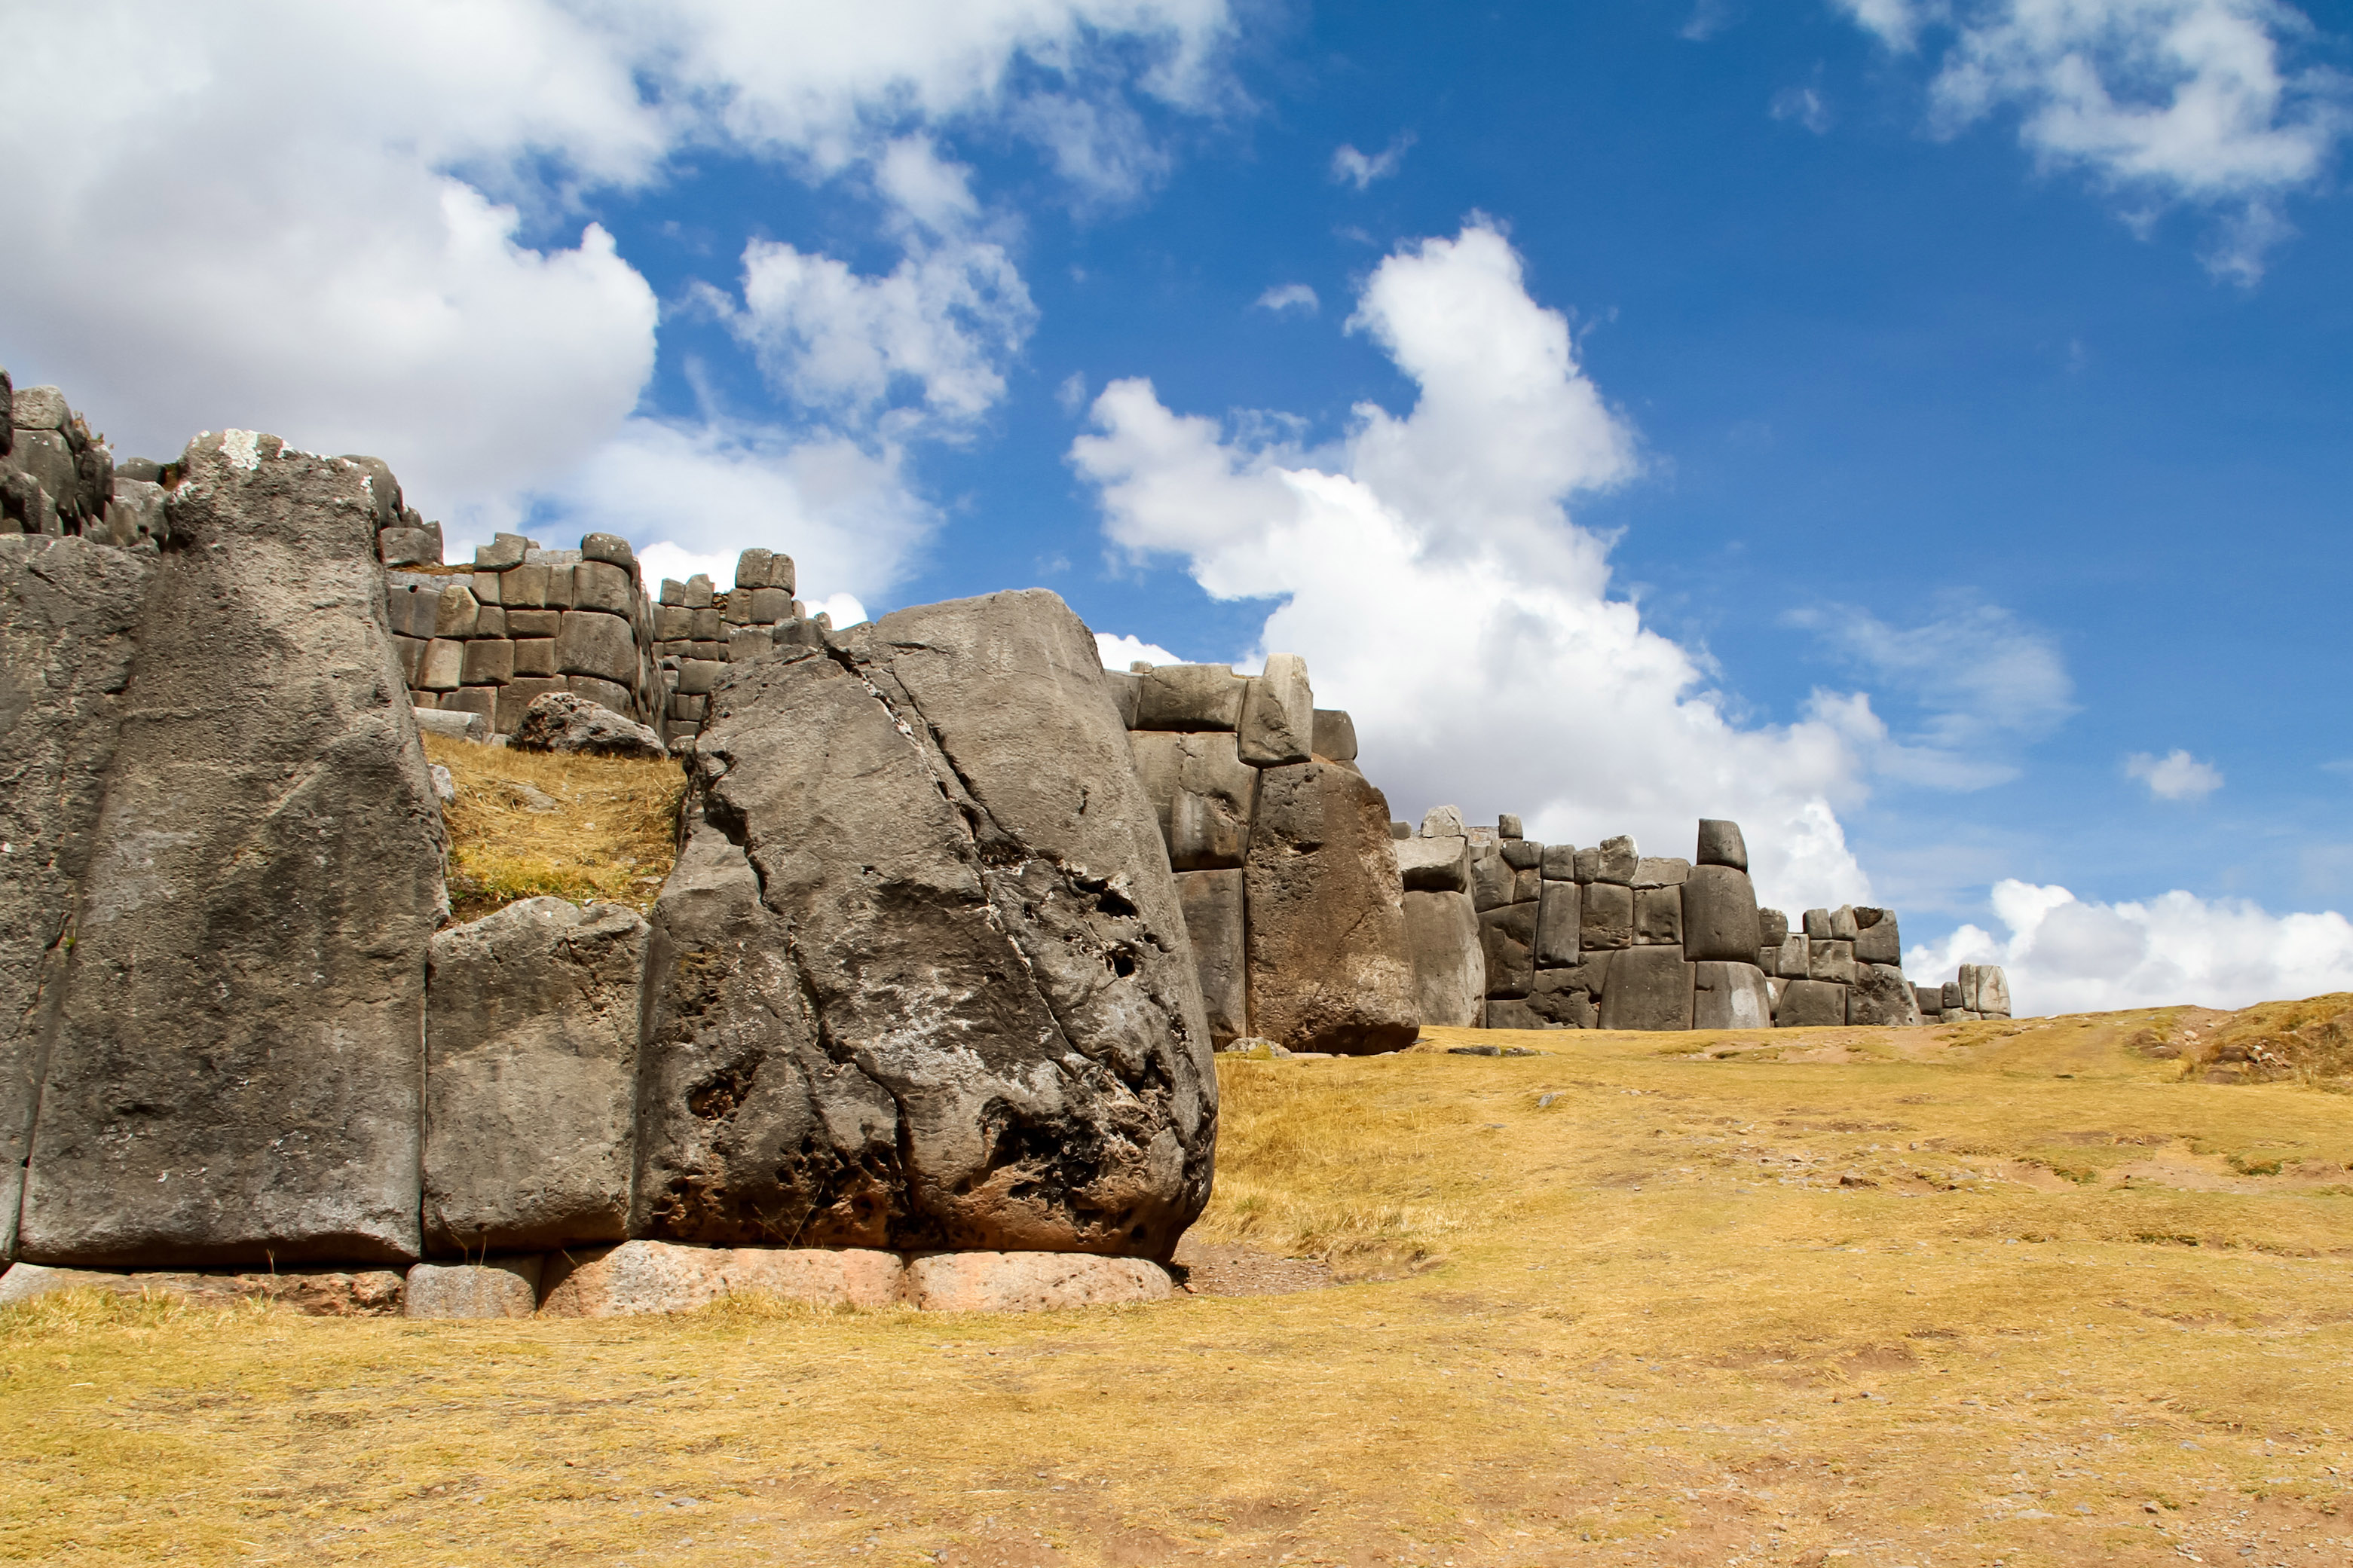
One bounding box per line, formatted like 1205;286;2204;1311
5;1004;2352;1566
424;732;685;922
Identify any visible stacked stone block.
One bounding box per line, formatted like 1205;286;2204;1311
650;547;808;744
1115;657;1419;1054
1912;964;2013;1022
0;374;163;549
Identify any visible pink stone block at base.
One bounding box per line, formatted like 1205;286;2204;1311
901;1252;1175;1313
534;1240;904;1316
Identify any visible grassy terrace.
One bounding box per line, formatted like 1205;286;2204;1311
5;1000;2351;1564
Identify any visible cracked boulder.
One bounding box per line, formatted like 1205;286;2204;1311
632;589;1215;1260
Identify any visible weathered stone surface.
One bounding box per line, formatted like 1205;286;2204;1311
1853;908;1901;966
1420;805;1466;839
1849;961;1921;1026
424;899;647;1253
403;1258;543;1319
1760;908;1790;947
8;384;67;430
8;431;78;521
1634;885;1683;946
538;1241;905;1316
433;583;479;638
508;690;666;761
1238;653;1314;766
566;674;632;717
1830;906;1860;942
1633;856;1690;888
476;533;531;570
101;478;167;549
1500;839;1543;872
1581;881;1633;951
1803;909;1832;941
0;1260;405;1316
1941;981;1963;1010
1541;842;1577;881
1311;708;1357;762
555;609;636;683
635;590;1213;1258
1129;730;1257;870
1479;903;1539;998
1176;870;1247;1046
1402;890;1484;1027
418;637;463;690
904;1251;1173;1312
0;536;154;1260
1497;814;1523;840
1246;759;1420;1055
1961;964;2012;1016
1134;663;1245;731
571;558;633;614
1396;833;1470;893
1692;961;1773;1030
1773;980;1847;1029
580;532;636;575
1696;818;1749;871
1776;933;1810;980
1534;880;1581;967
1482;999;1547;1029
1598;945;1692;1031
19;435;444;1269
413;705;488;741
1469;842;1515;912
377;527;440;567
1807;940;1856;986
460;637;513;684
1681;865;1764;964
1528;959;1605;1028
1593;835;1638;885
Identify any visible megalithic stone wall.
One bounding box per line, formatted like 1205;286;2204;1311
1111;658;1419;1054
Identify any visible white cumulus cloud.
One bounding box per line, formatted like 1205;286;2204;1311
1908;878;2353;1013
1831;0;2351;281
2125;747;2224;799
1095;631;1186;669
1071;221;1884;915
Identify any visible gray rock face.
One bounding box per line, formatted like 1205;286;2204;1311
1176;869;1247;1047
1759;908;1790;948
1692;961;1773;1030
1238;653;1314;766
1468;842;1516;912
1540;843;1577;881
1848;961;1922;1027
1402;889;1484;1027
1129;730;1257;870
1681;865;1763;964
404;1258;542;1319
1634;885;1683;946
1528;959;1605;1028
1311;708;1357;762
1696;818;1749;870
634;590;1214;1259
1598;945;1692;1031
1593;835;1638;885
1807;940;1857;986
1773;979;1847;1028
1829;906;1861;942
1776;932;1810;980
1803;908;1832;941
1534;881;1581;967
1960;964;2012;1016
1941;981;1963;1010
1479;903;1538;998
1245;759;1420;1055
1633;856;1690;888
1581;881;1633;951
0;537;155;1260
1395;833;1470;893
424;898;649;1253
509;690;668;760
1420;805;1466;839
1853;907;1901;965
101;478;167;550
1501;839;1543;872
1134;663;1244;731
19;433;445;1267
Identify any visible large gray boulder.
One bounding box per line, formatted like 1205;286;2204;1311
1128;730;1257;870
1853;908;1902;966
1534;880;1580;967
1528;956;1607;1028
1580;881;1633;951
1237;653;1313;766
424;898;650;1253
0;536;155;1260
1633;885;1683;946
1681;864;1763;963
1597;945;1692;1031
19;433;445;1267
1773;979;1847;1028
1692;961;1773;1029
633;591;1214;1258
1395;833;1470;893
1478;903;1538;998
1848;961;1922;1027
1401;890;1483;1027
1244;760;1420;1054
1695;818;1748;870
1134;663;1244;730
509;690;667;759
1176;868;1248;1046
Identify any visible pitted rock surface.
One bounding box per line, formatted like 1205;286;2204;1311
632;589;1214;1260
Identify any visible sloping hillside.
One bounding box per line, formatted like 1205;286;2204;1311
5;1009;2348;1566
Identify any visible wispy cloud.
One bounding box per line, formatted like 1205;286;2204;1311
1771;84;1833;132
1253;282;1319;313
1331;132;1416;190
2126;747;2223;800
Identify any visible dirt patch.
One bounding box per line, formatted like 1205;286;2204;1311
1169;1239;1338;1297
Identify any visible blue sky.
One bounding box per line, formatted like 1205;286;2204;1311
7;1;2353;1012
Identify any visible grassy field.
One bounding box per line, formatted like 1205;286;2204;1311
5;1006;2350;1566
424;733;684;922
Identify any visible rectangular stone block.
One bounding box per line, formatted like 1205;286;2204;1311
1681;864;1762;963
1804;908;1832;941
555;609;637;683
460;638;514;684
1760;908;1790;947
1808;940;1856;986
680;573;714;609
690;607;722;641
748;586;792;624
733;548;774;590
1541;842;1577;881
1942;981;1963;1010
727;625;770;662
391;634;424;684
1238;653;1314;766
418;637;464;690
445;686;497;724
1757;945;1781;978
1692;961;1772;1030
495;677;568;733
1403;888;1484;1027
472;606;505;639
1777;933;1810;979
433;583;479;639
1311;708;1357;762
1696;818;1749;871
1501;839;1542;871
1581;881;1632;951
1534;880;1580;967
512;637;557;677
1597;943;1691;1031
1774;979;1847;1028
1850;961;1921;1026
1634;885;1682;946
1633;856;1689;888
1527;961;1602;1028
572;559;633;613
690;639;724;661
1130;730;1257;870
1176;868;1247;1046
503;563;550;608
566;675;632;716
1513;867;1541;903
1134;663;1247;731
1486;1000;1548;1030
671;657;722;696
653;604;692;640
1103;669;1141;728
721;593;751;626
1593;836;1637;884
1396;833;1470;893
543;564;577;610
668;692;708;721
1479;903;1538;998
470;570;503;606
1573;846;1599;882
1469;842;1514;912
1854;908;1900;965
385;580;439;638
1830;906;1860;941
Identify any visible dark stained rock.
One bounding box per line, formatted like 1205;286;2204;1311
1176;868;1248;1046
1773;979;1848;1028
1402;889;1484;1026
1244;759;1420;1055
1311;708;1357;762
1696;818;1749;870
1479;903;1538;998
0;537;155;1260
509;689;668;758
1580;880;1633;951
1528;958;1606;1028
18;432;445;1267
1849;961;1921;1026
1634;885;1683;946
1681;864;1764;963
1853;906;1902;966
1597;944;1692;1031
633;590;1215;1259
1534;880;1580;967
424;898;649;1253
